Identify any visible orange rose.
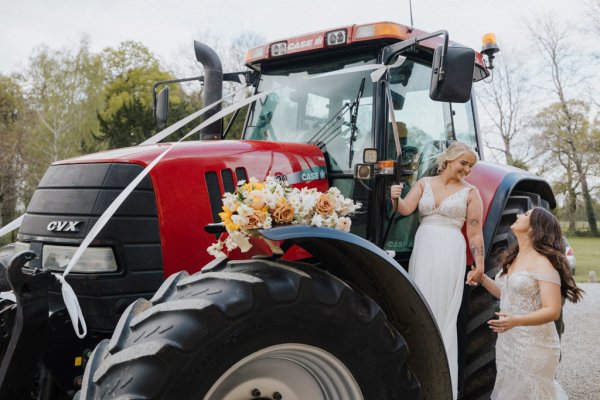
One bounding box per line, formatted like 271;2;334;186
315;194;335;216
241;210;266;230
273;204;295;224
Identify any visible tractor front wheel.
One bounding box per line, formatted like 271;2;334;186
79;259;419;399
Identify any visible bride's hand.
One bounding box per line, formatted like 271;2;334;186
466;265;484;286
390;184;404;199
488;312;519;333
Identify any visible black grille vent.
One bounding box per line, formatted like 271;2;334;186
205;171;222;222
221;169;235;194
235;167;248;184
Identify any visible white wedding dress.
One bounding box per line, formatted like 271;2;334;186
491;271;567;399
409;177;474;400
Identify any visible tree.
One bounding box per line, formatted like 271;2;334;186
476;53;534;168
97;41;200;147
528;15;599;236
0;74;33;242
24;37;106;198
533;101;598;232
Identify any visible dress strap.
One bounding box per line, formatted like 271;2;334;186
530;272;561;286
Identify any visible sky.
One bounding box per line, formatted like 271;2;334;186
0;0;587;75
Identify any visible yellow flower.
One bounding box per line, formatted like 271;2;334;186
219;206;240;232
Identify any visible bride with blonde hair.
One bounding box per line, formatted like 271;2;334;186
391;141;485;400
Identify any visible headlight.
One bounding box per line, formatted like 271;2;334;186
42;245;118;273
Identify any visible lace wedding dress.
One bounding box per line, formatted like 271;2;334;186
491;271;568;399
409;177;474;400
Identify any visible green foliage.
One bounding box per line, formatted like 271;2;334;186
24;38;106;198
533;100;600;236
96;41;205;147
0;74;33;240
563;236;600;282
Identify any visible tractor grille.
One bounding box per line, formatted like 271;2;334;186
18;162;164;331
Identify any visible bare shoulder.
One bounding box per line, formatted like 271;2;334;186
414;177;428;190
466;183;482;203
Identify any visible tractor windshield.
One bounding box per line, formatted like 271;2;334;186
245;53;376;173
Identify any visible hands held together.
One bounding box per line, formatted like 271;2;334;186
466;264;484;286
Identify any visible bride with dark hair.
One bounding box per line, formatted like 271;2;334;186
474;207;583;399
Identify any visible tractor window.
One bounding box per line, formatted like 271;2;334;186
245;53;376;173
384;60;451;254
451;101;478;150
386;59;451;178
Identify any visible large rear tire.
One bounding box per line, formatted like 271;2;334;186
80;259;419;399
461;191;548;400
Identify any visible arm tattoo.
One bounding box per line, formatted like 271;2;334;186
470;241;484;259
468;218;479;227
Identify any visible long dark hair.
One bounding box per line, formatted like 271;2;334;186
500;207;583;303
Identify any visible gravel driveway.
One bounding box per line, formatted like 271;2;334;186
557;283;600;399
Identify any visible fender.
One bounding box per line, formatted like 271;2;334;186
466;162;555;261
260;225;451;400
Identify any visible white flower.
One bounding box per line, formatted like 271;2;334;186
231;214;249;227
230;231;252;252
336;216;352;232
264;192;277;209
311;214;323;227
263;214;273;229
328;187;341;197
223;192;238;210
237;204;254;217
207;242;226;258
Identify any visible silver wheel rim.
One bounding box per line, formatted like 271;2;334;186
203;343;364;400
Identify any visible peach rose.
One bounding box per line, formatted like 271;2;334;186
247;190;265;210
273;204;295;224
315;194;335;216
241;210;266;230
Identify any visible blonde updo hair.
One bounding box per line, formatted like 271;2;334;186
435;141;479;174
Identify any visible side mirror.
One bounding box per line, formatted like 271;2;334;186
430;46;475;103
155;86;169;128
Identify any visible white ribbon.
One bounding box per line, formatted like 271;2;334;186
140;85;245;145
0;215;24;238
370;55;407;83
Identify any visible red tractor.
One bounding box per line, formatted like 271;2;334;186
0;22;554;399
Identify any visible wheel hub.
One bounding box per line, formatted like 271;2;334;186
204;343;363;400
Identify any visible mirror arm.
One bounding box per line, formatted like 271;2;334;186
382;29;449;67
152;71;257;118
152;76;204;118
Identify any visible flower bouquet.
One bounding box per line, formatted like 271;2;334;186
207;176;361;258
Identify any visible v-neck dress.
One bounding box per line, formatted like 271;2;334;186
408;177;474;400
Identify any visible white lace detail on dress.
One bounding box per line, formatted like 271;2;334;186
491;271;567;400
418;177;474;230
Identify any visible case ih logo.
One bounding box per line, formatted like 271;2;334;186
46;221;81;232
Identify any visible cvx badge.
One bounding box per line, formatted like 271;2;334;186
47;221;81;233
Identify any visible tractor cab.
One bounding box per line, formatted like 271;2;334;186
239;22;491;258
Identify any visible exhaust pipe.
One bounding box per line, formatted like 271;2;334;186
194;41;223;139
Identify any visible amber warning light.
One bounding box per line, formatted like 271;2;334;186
481;33;500;69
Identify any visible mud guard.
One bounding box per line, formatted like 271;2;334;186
260;225;452;400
